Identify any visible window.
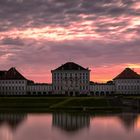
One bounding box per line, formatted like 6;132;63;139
128;86;130;90
118;86;120;90
124;86;127;90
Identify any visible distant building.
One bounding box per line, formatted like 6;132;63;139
27;83;52;95
0;68;52;96
90;82;115;96
0;63;140;96
51;62;90;96
0;67;28;95
113;68;140;94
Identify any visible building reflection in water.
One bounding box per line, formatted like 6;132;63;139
0;113;27;130
117;113;138;130
52;112;139;132
52;112;90;132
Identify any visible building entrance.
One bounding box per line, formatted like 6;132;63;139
70;91;73;96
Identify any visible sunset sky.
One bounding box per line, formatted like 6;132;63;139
0;0;140;83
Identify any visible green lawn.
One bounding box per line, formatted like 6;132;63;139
50;97;109;109
0;96;122;112
0;97;68;108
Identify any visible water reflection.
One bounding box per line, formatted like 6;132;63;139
0;113;27;130
0;112;140;140
52;112;138;132
52;112;90;132
117;113;138;130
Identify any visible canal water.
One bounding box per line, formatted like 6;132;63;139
0;112;140;140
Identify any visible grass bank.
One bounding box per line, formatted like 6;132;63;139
0;96;122;112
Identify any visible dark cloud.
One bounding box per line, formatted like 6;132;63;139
0;0;139;31
1;37;139;68
0;0;140;82
1;37;25;46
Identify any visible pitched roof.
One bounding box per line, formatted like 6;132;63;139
0;67;27;80
53;62;88;71
114;68;140;80
0;71;7;77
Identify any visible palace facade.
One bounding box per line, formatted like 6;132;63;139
0;67;27;95
0;62;140;96
114;68;140;94
51;62;90;96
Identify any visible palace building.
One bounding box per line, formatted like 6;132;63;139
0;67;28;95
51;62;90;96
90;82;115;96
0;62;140;96
113;68;140;94
27;83;52;95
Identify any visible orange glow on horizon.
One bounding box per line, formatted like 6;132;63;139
22;63;140;83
